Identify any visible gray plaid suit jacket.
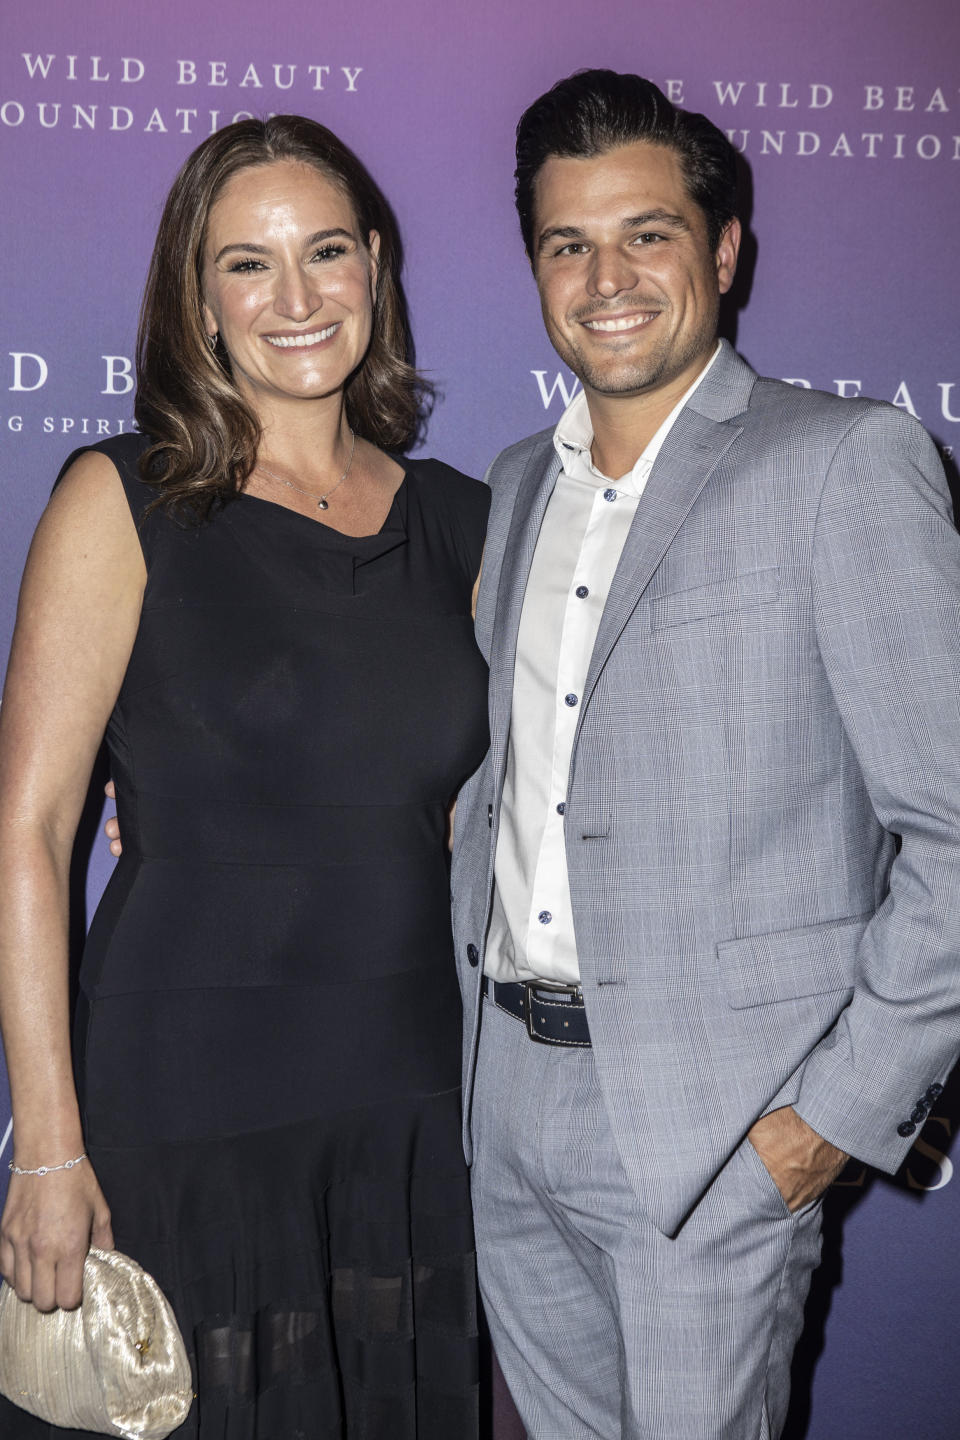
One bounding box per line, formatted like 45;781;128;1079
451;341;960;1236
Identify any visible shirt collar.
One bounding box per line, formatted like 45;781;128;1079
552;340;722;495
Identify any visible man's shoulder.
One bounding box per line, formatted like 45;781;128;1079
746;371;925;446
735;371;945;509
484;425;556;487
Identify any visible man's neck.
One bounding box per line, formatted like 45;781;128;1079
585;346;717;479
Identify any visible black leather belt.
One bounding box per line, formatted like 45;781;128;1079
482;975;591;1047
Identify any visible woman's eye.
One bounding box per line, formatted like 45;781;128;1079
312;245;348;262
228;258;266;273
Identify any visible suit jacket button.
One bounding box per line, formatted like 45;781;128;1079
910;1104;927;1124
925;1083;944;1102
466;943;479;968
897;1120;917;1138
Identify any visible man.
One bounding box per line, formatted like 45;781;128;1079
451;70;960;1438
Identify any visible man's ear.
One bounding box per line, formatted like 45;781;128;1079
716;218;741;295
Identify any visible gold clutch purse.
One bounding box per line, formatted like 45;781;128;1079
0;1248;194;1438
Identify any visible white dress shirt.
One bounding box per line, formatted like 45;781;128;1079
485;344;721;985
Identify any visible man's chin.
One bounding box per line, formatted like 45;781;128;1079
576;366;664;398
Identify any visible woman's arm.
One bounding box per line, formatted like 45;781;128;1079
471;548;484;623
447;551;486;853
0;451;146;1310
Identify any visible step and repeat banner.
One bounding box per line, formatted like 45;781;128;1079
2;0;959;1435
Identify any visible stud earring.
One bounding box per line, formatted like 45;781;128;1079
206;332;218;352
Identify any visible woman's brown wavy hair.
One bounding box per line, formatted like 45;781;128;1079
135;115;433;519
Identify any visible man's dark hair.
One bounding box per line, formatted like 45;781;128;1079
515;69;739;257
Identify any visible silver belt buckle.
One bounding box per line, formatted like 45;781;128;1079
522;979;583;1043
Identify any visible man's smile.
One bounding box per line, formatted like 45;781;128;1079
581;311;658;335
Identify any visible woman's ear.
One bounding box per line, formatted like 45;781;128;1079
368;231;381;299
201;300;218;344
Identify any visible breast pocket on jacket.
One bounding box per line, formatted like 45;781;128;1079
649;567;780;632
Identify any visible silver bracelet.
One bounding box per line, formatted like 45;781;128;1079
8;1152;87;1178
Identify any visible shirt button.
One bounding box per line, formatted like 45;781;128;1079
538;911;552;925
564;693;578;707
556;802;566;815
603;488;617;502
575;585;589;599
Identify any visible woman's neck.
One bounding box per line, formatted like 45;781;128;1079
253;393;351;479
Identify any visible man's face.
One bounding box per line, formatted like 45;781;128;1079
531;141;740;402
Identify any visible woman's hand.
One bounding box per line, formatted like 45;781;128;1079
104;779;122;856
0;1161;114;1311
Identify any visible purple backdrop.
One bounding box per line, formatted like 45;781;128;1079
3;1;960;1434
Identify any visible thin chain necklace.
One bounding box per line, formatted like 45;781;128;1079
254;429;356;510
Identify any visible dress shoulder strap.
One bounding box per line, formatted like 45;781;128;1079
55;432;173;570
55;432;157;527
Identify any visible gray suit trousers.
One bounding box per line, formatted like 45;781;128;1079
472;999;824;1440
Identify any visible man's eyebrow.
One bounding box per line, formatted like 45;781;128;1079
621;210;690;232
213;228;354;263
536;225;586;254
536;210;691;254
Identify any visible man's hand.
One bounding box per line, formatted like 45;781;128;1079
747;1106;849;1211
103;779;121;856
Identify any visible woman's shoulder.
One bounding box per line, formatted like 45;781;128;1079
401;456;490;520
56;431;158;523
58;430;153;477
401;456;489;575
56;431;153;492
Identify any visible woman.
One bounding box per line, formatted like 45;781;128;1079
0;116;489;1438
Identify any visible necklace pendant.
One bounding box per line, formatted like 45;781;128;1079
317;498;329;510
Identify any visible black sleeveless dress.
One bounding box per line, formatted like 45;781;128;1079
3;432;489;1440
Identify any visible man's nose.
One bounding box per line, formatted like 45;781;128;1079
587;246;638;299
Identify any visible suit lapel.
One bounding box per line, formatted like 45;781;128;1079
487;445;562;768
580;344;754;712
481;343;758;783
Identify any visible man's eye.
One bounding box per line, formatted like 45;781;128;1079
556;243;588;257
634;232;664;245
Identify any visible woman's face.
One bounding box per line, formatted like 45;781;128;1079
201;158;379;415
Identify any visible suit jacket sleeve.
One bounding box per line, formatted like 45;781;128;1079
794;405;960;1170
